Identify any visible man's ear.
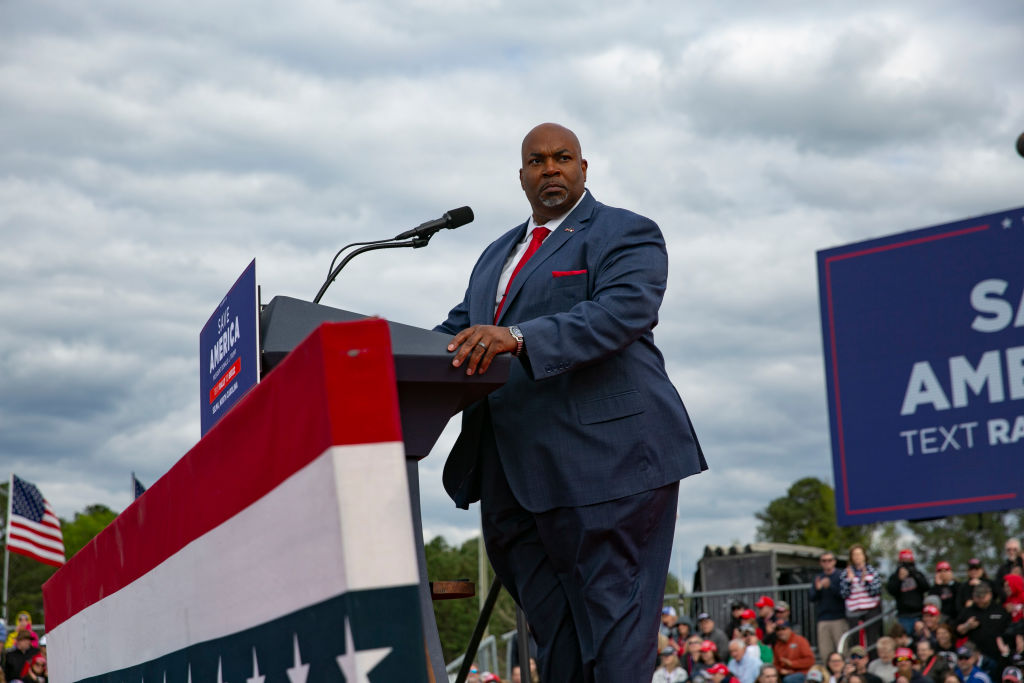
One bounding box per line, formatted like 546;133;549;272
519;168;525;190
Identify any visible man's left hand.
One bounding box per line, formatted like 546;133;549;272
447;324;517;375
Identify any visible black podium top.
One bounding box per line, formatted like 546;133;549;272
260;295;509;458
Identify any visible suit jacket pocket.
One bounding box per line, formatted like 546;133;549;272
577;390;645;425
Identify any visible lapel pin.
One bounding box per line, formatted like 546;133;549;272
564;227;574;233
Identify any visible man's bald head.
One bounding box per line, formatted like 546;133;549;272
521;122;583;159
519;122;587;223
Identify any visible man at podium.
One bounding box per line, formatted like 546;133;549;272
436;122;708;681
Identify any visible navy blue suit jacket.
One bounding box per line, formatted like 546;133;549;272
436;191;707;512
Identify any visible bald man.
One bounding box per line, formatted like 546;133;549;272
435;123;707;680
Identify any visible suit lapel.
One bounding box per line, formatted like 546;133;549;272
474;222;527;324
495;192;596;324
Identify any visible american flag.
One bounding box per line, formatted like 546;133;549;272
7;475;65;567
132;473;147;501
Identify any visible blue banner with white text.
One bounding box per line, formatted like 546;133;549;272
818;206;1024;525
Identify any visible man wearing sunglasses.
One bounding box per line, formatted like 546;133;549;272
955;643;992;683
811;552;846;662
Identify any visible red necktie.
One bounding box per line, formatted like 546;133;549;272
494;226;550;323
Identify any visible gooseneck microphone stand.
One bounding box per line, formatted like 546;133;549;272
313;235;430;304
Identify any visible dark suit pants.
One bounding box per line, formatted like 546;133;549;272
479;422;679;682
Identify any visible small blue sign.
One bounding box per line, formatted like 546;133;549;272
818;207;1024;525
200;260;259;436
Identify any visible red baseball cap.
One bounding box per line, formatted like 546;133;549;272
923;605;940;616
740;609;756;620
708;664;730;675
898;549;914;562
895;647;915;662
936;561;951;570
755;596;774;608
700;640;718;653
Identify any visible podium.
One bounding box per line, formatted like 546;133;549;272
43;313;506;683
261;296;510;680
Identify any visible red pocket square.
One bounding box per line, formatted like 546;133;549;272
552;269;587;277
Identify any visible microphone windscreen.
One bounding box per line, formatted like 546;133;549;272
446;206;475;228
1017;132;1024;158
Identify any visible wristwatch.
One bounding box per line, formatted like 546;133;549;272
508;325;524;357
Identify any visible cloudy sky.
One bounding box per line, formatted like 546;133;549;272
2;0;1022;588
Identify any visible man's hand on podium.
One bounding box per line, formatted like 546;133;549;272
447;324;517;376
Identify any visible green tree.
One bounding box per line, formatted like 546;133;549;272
424;535;518;665
755;477;875;553
907;511;1024;572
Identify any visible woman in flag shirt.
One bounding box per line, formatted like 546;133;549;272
840;544;883;650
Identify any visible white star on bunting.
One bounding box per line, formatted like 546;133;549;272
336;616;391;682
246;648;265;683
287;634;309;683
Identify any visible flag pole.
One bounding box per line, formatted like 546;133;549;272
131;471;135;501
3;472;13;624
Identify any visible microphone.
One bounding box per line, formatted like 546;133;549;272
1017;132;1024;158
393;206;474;240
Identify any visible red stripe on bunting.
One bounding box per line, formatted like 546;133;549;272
43;319;403;629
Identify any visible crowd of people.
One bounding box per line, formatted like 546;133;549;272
0;611;47;683
655;539;1024;683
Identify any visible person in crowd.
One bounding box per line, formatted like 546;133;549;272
665;606;683;639
1003;574;1024;624
890;623;915;650
955;643;993;683
728;601;750;639
915;604;944;648
775;602;801;637
510;658;538;683
481;673;501;683
841;545;884;650
772;621;814;683
844;646;883;683
467;663;482;683
813;551;848;662
757;597;778;644
1003;667;1023;683
806;665;828;683
697;639;724;678
918;637;950;683
936;623;959;662
895;647;930;683
957;583;1010;669
958;560;1001;614
700;613;731;656
998;540;1023;585
889;550;931;635
740;610;763;640
824;652;845;683
943;673;963;683
684;635;706;675
848;675;870;683
19;653;47;683
741;624;773;664
996;620;1024;670
729;638;763;683
678;620;695;644
758;664;781;683
3;613;39;650
654;645;690;683
868;637;899;683
709;662;740;683
4;631;41;683
930;561;962;622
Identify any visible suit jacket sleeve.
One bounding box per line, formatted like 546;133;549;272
517;208;667;380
